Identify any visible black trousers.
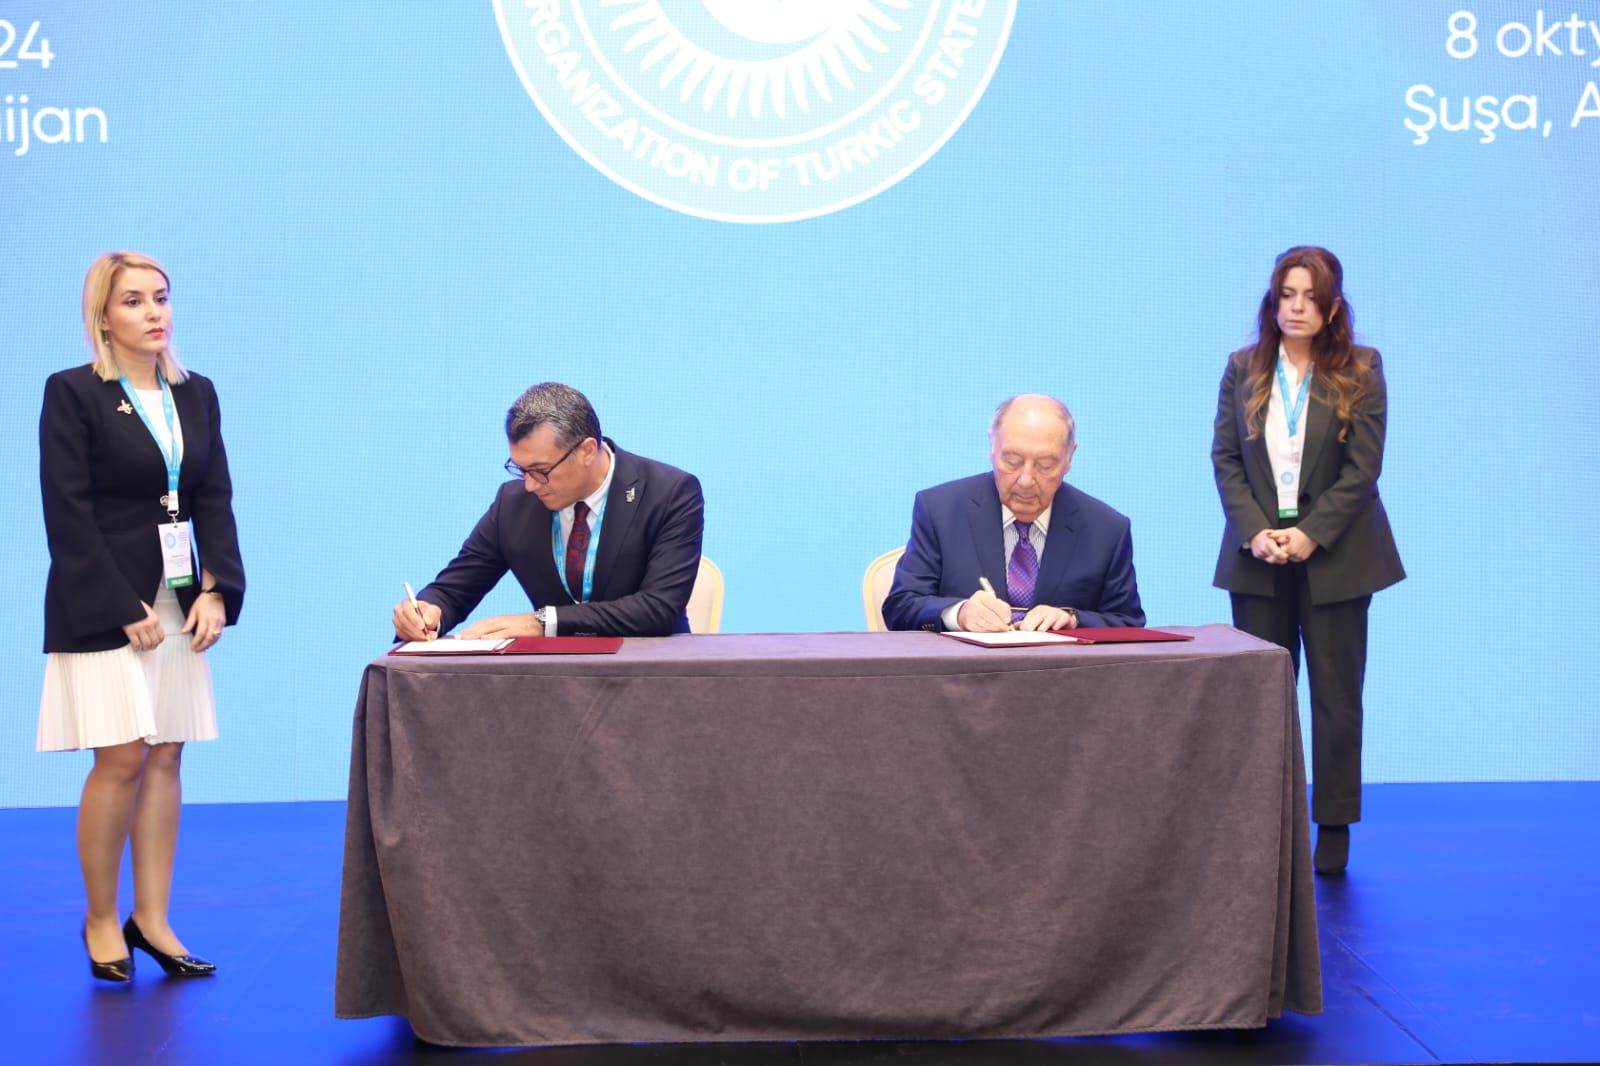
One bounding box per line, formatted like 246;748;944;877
1230;560;1370;826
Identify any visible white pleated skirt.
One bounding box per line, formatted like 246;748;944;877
37;587;218;752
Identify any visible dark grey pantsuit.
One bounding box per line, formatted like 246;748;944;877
1212;345;1403;829
1231;562;1369;825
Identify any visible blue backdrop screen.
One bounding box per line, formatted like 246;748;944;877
4;2;1597;804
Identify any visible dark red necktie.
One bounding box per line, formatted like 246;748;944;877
565;500;590;601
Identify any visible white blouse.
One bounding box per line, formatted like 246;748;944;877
132;387;185;464
1264;345;1310;518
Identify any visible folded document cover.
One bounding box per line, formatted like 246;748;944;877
390;636;623;656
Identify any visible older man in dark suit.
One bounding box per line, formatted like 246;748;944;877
882;394;1144;633
392;382;703;639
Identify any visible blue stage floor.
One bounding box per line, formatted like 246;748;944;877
1;783;1595;1065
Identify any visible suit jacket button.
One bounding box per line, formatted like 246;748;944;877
1298;493;1311;507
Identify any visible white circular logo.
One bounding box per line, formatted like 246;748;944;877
493;1;1018;223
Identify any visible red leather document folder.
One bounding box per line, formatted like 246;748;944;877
389;637;623;656
1049;627;1194;644
500;637;622;654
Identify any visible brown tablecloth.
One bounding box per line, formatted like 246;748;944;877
336;626;1320;1047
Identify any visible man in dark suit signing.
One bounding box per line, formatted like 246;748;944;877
391;382;703;639
882;394;1144;633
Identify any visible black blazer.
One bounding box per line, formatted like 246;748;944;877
40;365;246;653
881;475;1145;631
418;441;704;637
1211;346;1405;605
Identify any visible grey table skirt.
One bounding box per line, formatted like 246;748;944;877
336;626;1321;1047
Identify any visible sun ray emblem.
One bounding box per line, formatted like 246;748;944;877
600;0;913;120
494;0;1018;222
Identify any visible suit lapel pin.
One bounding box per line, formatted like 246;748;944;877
117;400;134;414
625;487;637;503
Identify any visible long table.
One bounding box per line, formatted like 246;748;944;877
336;626;1321;1047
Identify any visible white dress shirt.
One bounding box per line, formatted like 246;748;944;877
1265;344;1312;519
546;443;615;635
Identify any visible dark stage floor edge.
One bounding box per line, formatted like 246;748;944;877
1;782;1595;1065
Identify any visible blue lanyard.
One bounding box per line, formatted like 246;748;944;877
118;372;181;517
1275;359;1312;438
551;496;606;602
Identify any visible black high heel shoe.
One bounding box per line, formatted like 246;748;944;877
82;923;134;983
123;916;217;977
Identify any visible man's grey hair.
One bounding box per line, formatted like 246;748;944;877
505;382;602;447
990;395;1076;449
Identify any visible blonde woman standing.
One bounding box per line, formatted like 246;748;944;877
38;251;245;981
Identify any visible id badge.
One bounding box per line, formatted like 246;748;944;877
159;521;195;588
1276;467;1299;519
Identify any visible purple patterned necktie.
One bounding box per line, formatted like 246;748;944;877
1007;520;1038;623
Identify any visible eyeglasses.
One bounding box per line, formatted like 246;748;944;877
504;438;584;484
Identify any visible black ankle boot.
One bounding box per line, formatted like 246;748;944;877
1314;824;1350;875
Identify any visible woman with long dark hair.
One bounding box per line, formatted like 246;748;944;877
38;251;245;979
1212;246;1404;874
